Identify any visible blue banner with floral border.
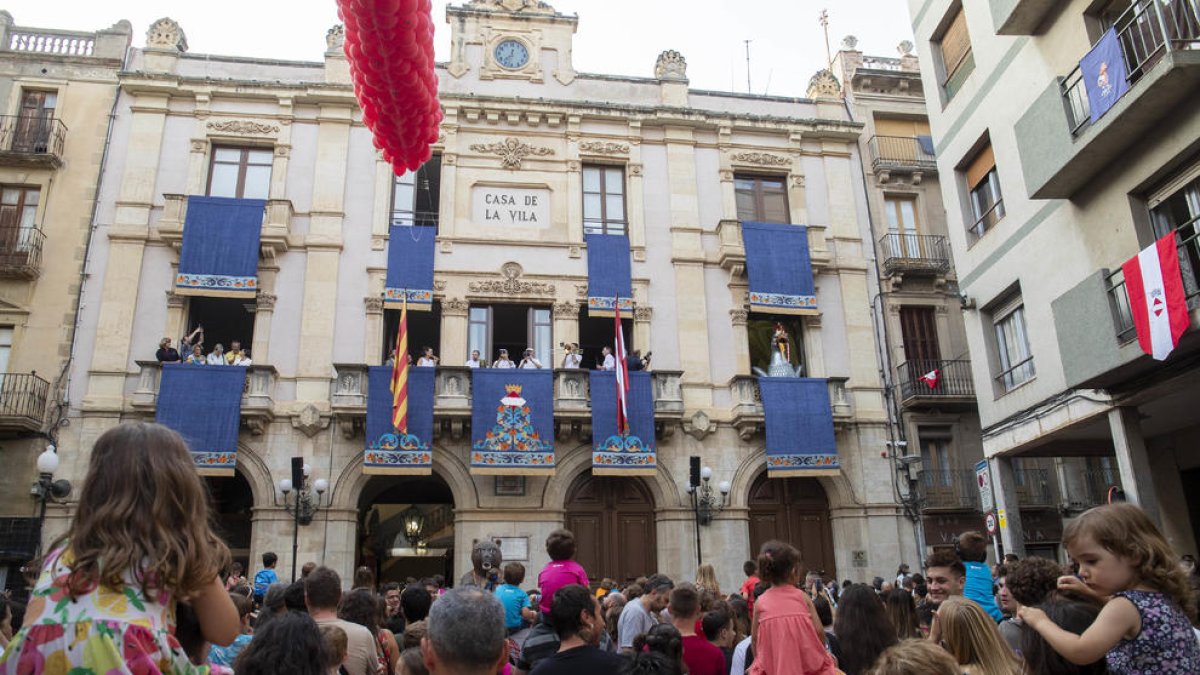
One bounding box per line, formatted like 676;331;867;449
585;233;634;317
589;370;656;475
385;225;436;310
470;369;555;475
365;365;435;475
742;221;818;315
758;377;839;477
175;196;264;298
155;364;246;476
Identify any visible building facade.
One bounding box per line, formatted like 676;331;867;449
46;0;917;592
0;13;131;595
907;0;1199;557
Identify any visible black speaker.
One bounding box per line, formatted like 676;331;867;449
291;457;304;491
689;456;701;488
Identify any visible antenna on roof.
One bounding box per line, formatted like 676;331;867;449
819;9;832;68
744;39;752;94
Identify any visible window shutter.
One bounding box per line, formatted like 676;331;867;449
965;143;996;190
940;8;972;81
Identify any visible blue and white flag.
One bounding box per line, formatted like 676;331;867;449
1080;27;1130;124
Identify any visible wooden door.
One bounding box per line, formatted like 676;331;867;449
899;307;941;385
15;91;55;153
565;473;656;585
747;473;836;579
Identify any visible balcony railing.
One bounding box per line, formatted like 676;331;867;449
9;30;95;56
1065;468;1122;510
1063;0;1200;136
0;221;45;279
919;469;979;510
879;233;951;277
0;372;49;431
133;362;277;434
1013;467;1058;507
1107;220;1200;342
729;374;853;440
867;135;937;173
0;115;67;166
896;359;976;405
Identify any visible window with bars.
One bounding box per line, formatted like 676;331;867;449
583;165;627;235
991;294;1035;392
734;175;789;223
392;154;442;229
207;147;272;200
965;143;1004;241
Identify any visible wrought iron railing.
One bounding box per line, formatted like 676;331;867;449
879;233;951;276
897;359;975;402
0;372;49;423
867;135;937;172
1107;218;1200;342
919;469;979;510
1066;469;1122;509
0;221;45;277
1062;0;1200;135
0;115;67;160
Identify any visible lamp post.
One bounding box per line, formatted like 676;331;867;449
401;504;426;551
686;458;731;567
277;459;328;582
30;444;71;556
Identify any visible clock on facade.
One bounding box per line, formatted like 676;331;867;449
493;39;530;70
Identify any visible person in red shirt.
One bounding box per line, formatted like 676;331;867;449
669;583;726;675
739;560;761;614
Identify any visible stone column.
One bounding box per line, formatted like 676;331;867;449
165;292;186;343
729;309;749;375
252;293;276;365
633;306;652;356
270;99;293;200
442;298;470;364
1109;406;1160;524
802;314;826;378
553;302;580;358
990;455;1026;559
364;297;384;365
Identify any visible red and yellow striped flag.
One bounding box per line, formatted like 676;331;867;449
390;295;409;433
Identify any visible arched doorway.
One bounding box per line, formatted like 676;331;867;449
747;473;836;578
564;472;656;585
205;472;254;573
357;474;455;585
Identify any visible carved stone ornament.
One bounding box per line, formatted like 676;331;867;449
146;17;188;51
469;136;555;170
806;69;843;98
629;163;644;177
685;410;713;441
731;152;790;167
442;298;470;315
898;40;915;56
634;306;652;322
655;50;688;81
292;403;330;438
206;120;280;136
468;262;555;296
433;279;447;292
256;293;277;311
842;35;859;51
326;24;345;50
364;296;384;313
553;302;580;319
729;309;748;326
165;291;185;308
575;284;589;298
579;141;629;155
468;0;557;14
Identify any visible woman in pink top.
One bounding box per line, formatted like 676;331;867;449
536;528;590;614
749;540;837;675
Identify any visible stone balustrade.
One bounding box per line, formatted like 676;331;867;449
132;361;277;433
158;194;291;258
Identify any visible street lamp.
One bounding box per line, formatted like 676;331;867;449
402;505;426;549
277;458;328;581
686;456;731;566
31;444;71;555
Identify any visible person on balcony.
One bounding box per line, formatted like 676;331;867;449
186;345;207;365
417;347;439;367
231;349;252;367
599;346;615;371
519;348;543;369
560;343;582;369
179;325;203;356
492;349;515;369
224;341;247;365
156;338;181;363
206;343;227;366
466;349;483;369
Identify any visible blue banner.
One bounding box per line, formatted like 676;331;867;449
365;365;435;475
742;221;818;315
175;196;264;298
589;370;656;475
155;364;246;475
1080;27;1130;124
471;369;555;474
757;377;839;477
385;225;436;310
585;233;634;317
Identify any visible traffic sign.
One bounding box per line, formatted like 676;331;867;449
985;512;997;535
975;460;994;512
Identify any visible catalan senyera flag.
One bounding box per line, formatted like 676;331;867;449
391;295;409;432
614;297;629;435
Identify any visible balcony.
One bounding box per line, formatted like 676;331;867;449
0;116;66;168
132;361;277;434
866;135;937;183
330;365;686;442
879;233;951;279
0;373;49;434
0;222;44;279
1015;0;1200;199
895;359;976;408
715;219;830;277
990;0;1059;35
159;194;291;259
1014;467;1058;507
919;469;979;511
729;374;853;441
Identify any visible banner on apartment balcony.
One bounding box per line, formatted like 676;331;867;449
589;370;656;476
385;225;436;310
175;196;265;298
1080;27;1130;123
742;221;818;315
470;368;555;475
585;233;633;317
758;377;839;477
365;365;435;475
156;364;247;476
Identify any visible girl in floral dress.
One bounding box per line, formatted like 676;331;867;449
0;422;240;674
1019;503;1200;674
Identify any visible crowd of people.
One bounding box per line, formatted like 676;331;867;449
3;422;1200;675
156;326;253;366
390;343;651;372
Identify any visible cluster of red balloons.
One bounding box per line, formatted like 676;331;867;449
338;0;442;174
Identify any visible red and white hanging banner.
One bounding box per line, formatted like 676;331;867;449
1121;234;1189;361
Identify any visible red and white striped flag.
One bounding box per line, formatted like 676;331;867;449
918;369;941;389
390;295;409;432
614;297;630;435
1122;234;1189;361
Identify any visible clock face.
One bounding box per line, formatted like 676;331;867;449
494;39;530;70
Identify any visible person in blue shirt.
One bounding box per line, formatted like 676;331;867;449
494;561;537;634
956;531;1004;622
253;551;279;606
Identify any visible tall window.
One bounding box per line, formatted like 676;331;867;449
918;429;954;489
747;315;804;375
208;147;272;200
392;154;441;228
467;305;552;366
15;90;57;153
899;306;940;364
0;326;12;376
735;175;789;223
1148;170;1200;302
885;195;921;257
992;294;1035;392
583;165;626;235
0;186;39;255
966;143;1004;241
935;4;974;98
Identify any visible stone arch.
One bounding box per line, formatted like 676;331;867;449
728;446;859;511
541;442;683;511
331;443;480;513
231;441;272;507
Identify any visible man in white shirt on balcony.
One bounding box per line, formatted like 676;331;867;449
207;343;227;365
518;348;543;369
599;346;615;371
466;349;483;368
492;349;515;368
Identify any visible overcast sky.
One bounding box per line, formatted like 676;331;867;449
7;0;915;97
